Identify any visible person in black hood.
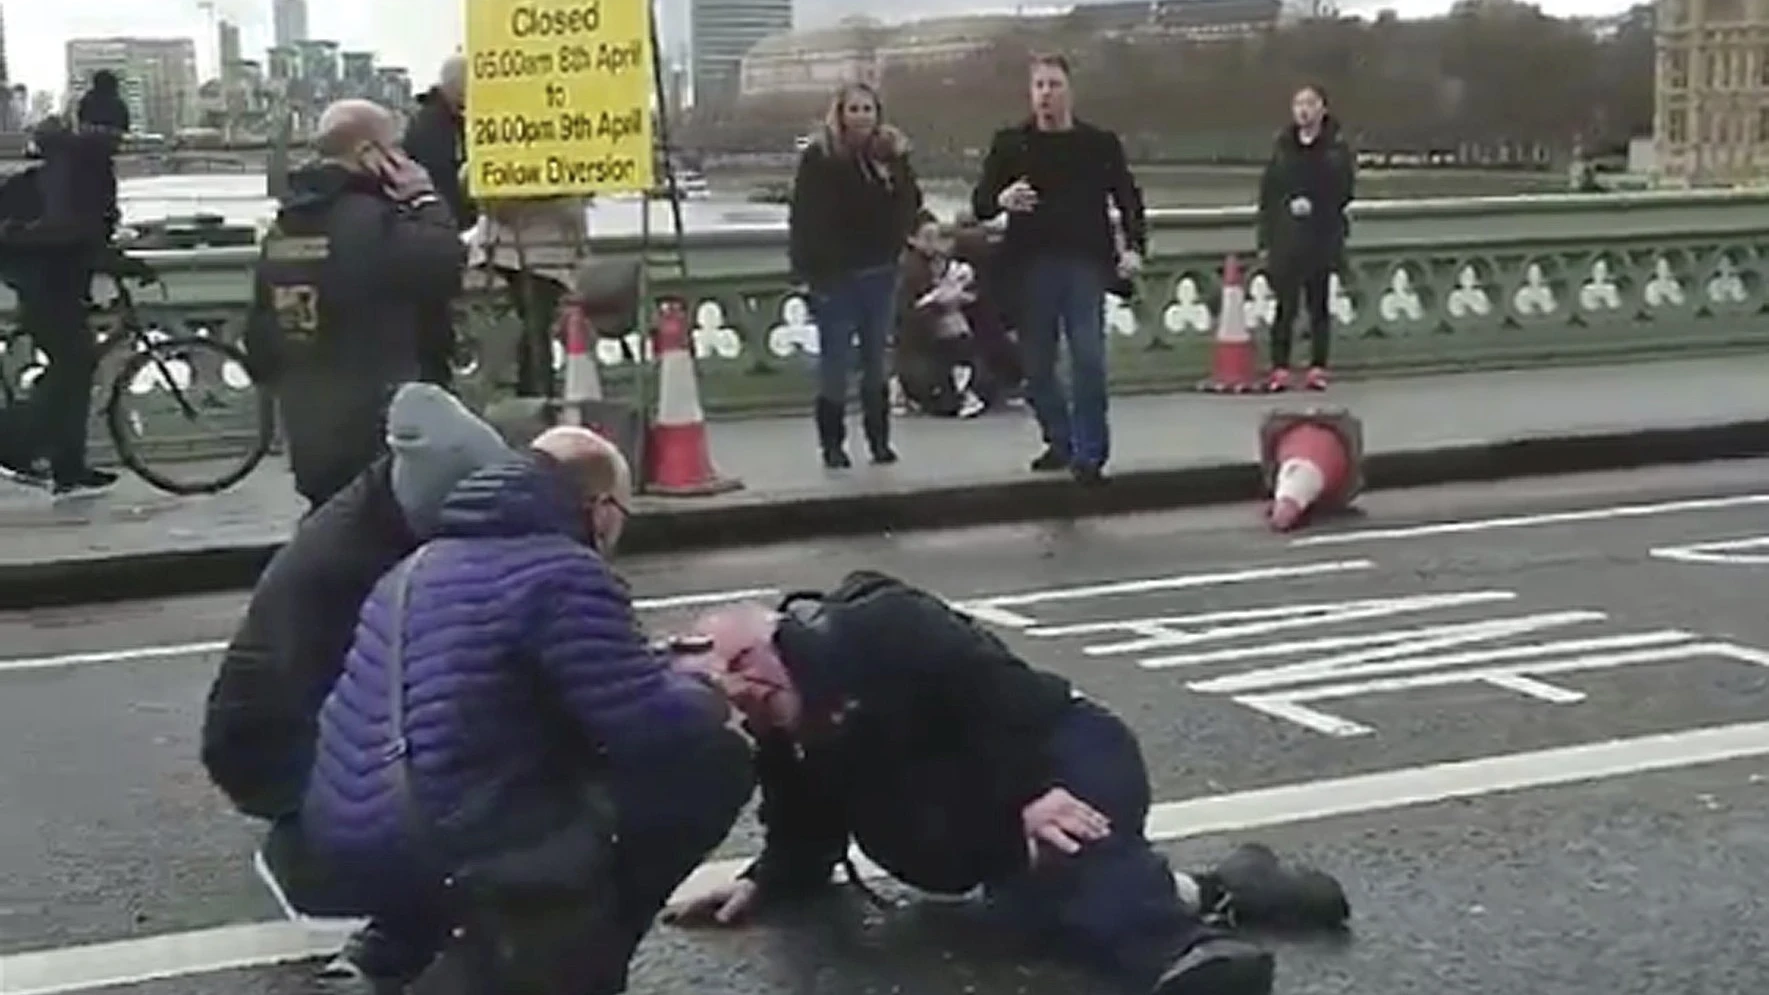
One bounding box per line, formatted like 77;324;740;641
1255;84;1355;393
664;573;1355;995
76;70;130;239
244;99;466;509
0;116;134;493
203;383;514;991
788;82;922;470
401;56;474;387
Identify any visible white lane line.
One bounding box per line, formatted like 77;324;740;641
1650;535;1769;566
1291;493;1769;547
0;588;782;675
11;717;1769;994
958;560;1376;629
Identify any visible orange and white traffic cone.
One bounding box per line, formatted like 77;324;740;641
555;297;602;427
1259;408;1363;533
1198;254;1259;394
644;300;743;497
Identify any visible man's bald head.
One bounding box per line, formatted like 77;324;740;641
532;426;632;551
315;99;396;159
439;55;468;105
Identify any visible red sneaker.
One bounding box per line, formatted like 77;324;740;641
1266;368;1292;392
1303;367;1329;391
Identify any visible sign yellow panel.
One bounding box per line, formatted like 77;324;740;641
464;0;656;199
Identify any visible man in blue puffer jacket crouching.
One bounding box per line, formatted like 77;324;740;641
302;427;752;994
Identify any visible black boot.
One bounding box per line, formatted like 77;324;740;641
1151;938;1274;995
861;388;897;464
1196;842;1351;933
814;398;850;469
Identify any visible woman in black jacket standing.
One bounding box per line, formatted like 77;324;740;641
789;82;922;469
1255;84;1354;392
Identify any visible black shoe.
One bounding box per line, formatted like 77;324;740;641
1071;464;1107;487
1199;842;1351;932
862;388;897;465
1030;448;1068;472
1152;937;1274;995
52;468;119;496
0;456;49;489
320;921;434;991
815;398;850;470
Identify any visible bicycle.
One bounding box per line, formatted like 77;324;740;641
0;256;275;495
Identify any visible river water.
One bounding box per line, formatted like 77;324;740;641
118;173;970;236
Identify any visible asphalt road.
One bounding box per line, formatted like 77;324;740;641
8;459;1769;994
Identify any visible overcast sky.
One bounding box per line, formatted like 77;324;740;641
6;0;1634;97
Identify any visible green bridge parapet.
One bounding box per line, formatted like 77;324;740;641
5;188;1768;463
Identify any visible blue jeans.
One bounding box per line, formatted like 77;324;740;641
986;700;1213;988
809;264;897;405
1019;256;1110;469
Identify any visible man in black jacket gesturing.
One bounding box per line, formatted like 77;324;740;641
665;573;1353;995
972;54;1145;486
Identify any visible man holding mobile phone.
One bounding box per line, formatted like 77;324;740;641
246;99;466;509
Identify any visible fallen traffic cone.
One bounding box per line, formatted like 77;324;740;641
1198;254;1260;394
1259;408;1363;532
555;296;602;427
645;299;743;497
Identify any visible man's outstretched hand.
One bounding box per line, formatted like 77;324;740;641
1021;787;1111;858
662;879;760;928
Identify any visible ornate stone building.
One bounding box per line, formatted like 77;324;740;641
1655;0;1769;184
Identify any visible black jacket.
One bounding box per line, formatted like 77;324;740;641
248;161;464;504
741;572;1077;898
403;89;476;232
201;458;417;820
787;133;922;287
972;118;1146;274
1255;117;1355;267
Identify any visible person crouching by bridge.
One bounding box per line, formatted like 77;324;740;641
300;428;752;994
789;81;923;469
1254;84;1354;393
201;383;512;988
665;574;1352;995
246;99;465;511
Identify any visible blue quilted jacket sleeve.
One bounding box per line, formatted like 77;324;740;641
524;550;731;758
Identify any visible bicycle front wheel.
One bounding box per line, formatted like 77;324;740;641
106;335;275;495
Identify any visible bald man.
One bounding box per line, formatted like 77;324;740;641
246;98;465;509
405;55;475;233
302;426;751;994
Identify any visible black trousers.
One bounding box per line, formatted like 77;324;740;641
13;258;98;481
1269;259;1333;370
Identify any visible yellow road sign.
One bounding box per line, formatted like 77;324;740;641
465;0;656;199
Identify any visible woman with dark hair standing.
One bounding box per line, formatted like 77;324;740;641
789;82;922;469
1255;84;1354;392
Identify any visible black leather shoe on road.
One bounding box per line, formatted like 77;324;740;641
1151;937;1275;995
1202;842;1352;933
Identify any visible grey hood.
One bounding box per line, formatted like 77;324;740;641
386;383;513;538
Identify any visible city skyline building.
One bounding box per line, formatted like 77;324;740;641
692;0;793;107
66;37;200;136
1652;0;1764;184
273;0;310;49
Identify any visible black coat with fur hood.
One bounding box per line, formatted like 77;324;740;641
788;125;923;287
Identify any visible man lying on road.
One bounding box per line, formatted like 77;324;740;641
666;572;1351;995
200;382;513;987
301;428;753;995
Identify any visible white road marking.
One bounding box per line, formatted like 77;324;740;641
1650;535;1769;566
1028;591;1520;658
12;718;1769;993
957;560;1376;629
0;588;782;675
1230;640;1766;737
1291;493;1769;546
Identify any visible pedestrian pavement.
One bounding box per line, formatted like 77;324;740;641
2;355;1765;573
